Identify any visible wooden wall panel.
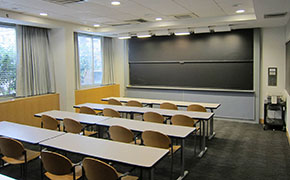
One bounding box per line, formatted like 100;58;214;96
75;84;120;112
0;94;60;127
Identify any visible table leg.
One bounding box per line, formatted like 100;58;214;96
177;139;189;180
208;109;216;140
150;167;154;180
130;112;134;119
198;120;207;158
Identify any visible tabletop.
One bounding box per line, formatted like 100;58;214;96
35;110;110;124
40;133;169;168
75;103;214;120
102;96;221;109
0;121;65;144
98;117;196;138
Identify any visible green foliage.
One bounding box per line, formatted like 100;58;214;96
0;45;16;96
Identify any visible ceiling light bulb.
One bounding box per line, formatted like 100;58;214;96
174;32;190;36
155;17;162;21
236;9;245;13
137;35;151;38
111;1;120;5
40;13;48;16
118;36;131;39
94;24;100;27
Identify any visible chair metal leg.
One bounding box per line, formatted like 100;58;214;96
194;132;197;156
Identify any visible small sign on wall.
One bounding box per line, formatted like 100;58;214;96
268;67;277;86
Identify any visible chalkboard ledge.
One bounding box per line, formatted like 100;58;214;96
127;85;255;93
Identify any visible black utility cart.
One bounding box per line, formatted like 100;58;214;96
263;99;286;131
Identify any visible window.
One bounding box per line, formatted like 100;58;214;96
0;25;16;96
78;34;102;87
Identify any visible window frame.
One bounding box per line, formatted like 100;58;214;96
77;33;103;89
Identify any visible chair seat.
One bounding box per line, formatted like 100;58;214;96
169;145;181;155
130;139;142;145
117;172;139;180
194;127;200;131
2;149;40;164
45;165;82;180
83;130;98;136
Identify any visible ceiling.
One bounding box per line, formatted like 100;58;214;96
0;0;290;36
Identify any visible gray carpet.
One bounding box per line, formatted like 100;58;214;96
1;119;290;180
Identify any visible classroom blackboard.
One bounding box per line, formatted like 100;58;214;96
286;40;290;94
129;29;254;90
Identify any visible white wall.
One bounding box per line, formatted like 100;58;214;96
260;27;286;118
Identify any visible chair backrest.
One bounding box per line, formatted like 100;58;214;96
79;106;97;115
142;130;171;149
126;100;143;107
41;151;73;175
83;157;119;180
160;102;178;110
171;114;195;127
109;125;134;143
41;115;59;130
187;104;207;112
63;118;83;134
108;99;122;106
0;137;24;158
103;108;121;118
143;111;164;124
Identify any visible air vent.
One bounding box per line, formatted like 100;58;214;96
111;23;131;27
174;14;192;19
43;0;86;5
125;19;148;23
264;12;287;19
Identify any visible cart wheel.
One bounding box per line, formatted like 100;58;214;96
263;124;268;130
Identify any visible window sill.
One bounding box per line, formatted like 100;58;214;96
0;96;15;102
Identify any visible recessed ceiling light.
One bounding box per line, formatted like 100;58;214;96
155;17;162;21
111;1;120;5
175;32;190;36
118;33;131;39
137;32;151;38
236;9;245;13
173;29;190;36
94;24;100;27
118;36;131;39
40;13;48;16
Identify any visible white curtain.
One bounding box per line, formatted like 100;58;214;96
102;37;115;85
16;25;55;97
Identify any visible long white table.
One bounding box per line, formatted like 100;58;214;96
74;103;213;120
34;110;109;125
34;110;196;179
102;96;221;111
0;121;65;144
103;96;220;140
74;103;213;158
98;117;196;179
40;133;169;180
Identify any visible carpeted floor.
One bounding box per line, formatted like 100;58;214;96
1;119;290;180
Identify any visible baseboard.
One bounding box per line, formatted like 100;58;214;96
259;118;264;124
286;128;290;146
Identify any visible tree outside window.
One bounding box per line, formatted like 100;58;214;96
0;26;16;96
